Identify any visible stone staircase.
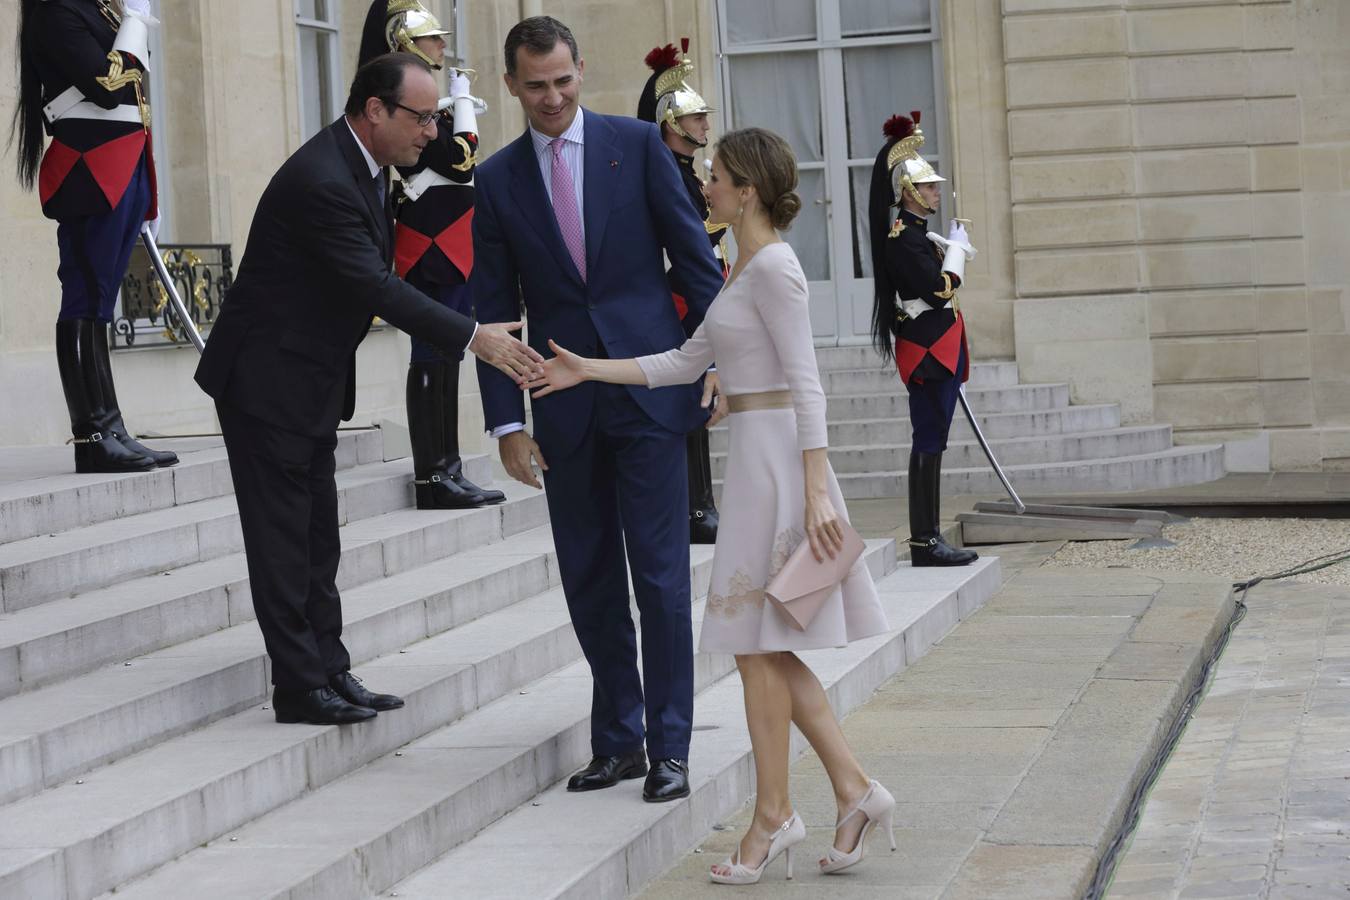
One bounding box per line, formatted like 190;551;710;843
711;347;1225;500
0;423;1000;899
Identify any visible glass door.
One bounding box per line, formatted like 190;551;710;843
716;0;947;345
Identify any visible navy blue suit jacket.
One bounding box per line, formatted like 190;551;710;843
472;110;724;458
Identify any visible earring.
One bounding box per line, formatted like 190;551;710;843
737;205;744;218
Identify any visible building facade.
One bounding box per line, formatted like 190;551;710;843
1;0;1347;470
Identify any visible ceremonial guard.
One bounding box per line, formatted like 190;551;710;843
637;38;725;544
358;0;502;508
868;113;977;567
13;0;177;472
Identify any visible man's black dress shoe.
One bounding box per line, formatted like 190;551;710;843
643;758;690;803
566;750;648;792
273;686;376;724
329;671;405;711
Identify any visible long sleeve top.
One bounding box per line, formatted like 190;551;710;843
637;242;827;451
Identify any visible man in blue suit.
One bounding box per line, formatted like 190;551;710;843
473;16;724;803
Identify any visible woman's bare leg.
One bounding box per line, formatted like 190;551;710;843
710;652;795;878
773;652;874;861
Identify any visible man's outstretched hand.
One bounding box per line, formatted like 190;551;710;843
469;321;544;384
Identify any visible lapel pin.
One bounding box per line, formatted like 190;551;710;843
610;160;619;168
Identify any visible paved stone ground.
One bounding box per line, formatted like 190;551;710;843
1107;580;1350;899
640;532;1237;899
1048;518;1350;586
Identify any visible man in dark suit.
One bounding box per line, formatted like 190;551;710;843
195;54;542;726
472;17;724;802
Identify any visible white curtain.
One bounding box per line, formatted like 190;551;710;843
840;0;930;37
726;0;816;44
842;44;936;159
727;52;829;280
790;170;830;281
841;44;937;278
728;52;823;162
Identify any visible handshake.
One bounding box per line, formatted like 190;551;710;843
468;322;545;386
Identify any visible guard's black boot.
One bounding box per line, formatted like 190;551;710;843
441;359;504;505
929;452;975;561
908;451;977;567
91;323;178;467
55;319;154;474
687;428;719;544
407;361;487;510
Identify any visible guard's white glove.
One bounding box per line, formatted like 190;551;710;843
470;96;489;116
122;0;159;24
448;70;471;100
947;220;970;245
926;232;978;261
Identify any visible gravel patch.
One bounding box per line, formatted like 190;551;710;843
1042;517;1350;585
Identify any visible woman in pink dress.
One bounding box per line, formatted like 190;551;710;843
524;128;896;884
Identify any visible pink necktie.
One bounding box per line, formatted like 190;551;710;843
550;137;586;282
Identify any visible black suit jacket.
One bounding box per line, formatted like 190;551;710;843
196;119;476;438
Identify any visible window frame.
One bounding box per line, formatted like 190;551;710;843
294;0;344;142
714;0;950;345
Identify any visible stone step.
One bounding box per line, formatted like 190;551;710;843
0;491;549;807
712;425;1176;477
812;346;1018;379
709;403;1124;453
0;453;492;615
0;520;629;900
95;543;927;900
386;559;1005;900
820;360;1019;395
823;383;1070;422
830;443;1226;500
0;430;384;548
0;478;545;702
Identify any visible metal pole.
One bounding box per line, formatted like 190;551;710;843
139;224;205;353
958;385;1026;513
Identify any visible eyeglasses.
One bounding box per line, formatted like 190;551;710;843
390;101;437;127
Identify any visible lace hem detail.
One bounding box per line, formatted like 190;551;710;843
706;526;804;619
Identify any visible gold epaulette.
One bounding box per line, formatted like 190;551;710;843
888;218;905;238
450;136;477;172
95;52;151;130
934;273;956;300
95;51;141;92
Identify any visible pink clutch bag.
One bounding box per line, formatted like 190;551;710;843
765;522;865;631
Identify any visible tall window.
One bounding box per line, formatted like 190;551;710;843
717;0;946;344
296;0;342;141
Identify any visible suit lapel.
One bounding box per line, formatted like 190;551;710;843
331;119;391;259
582;110;621;274
507;130;583;286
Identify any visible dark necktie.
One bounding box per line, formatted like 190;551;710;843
374;171;386;209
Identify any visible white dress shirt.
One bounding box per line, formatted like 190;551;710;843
492;109;587;440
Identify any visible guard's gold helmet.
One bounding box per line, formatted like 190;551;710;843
637;39;715;148
884;111;944;213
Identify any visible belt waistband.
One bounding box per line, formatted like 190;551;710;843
49;102;143;126
726;390;792;414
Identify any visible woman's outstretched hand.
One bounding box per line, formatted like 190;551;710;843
523;339;588;398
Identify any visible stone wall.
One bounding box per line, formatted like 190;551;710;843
3;0;1343;471
997;0;1350;470
0;0;717;451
